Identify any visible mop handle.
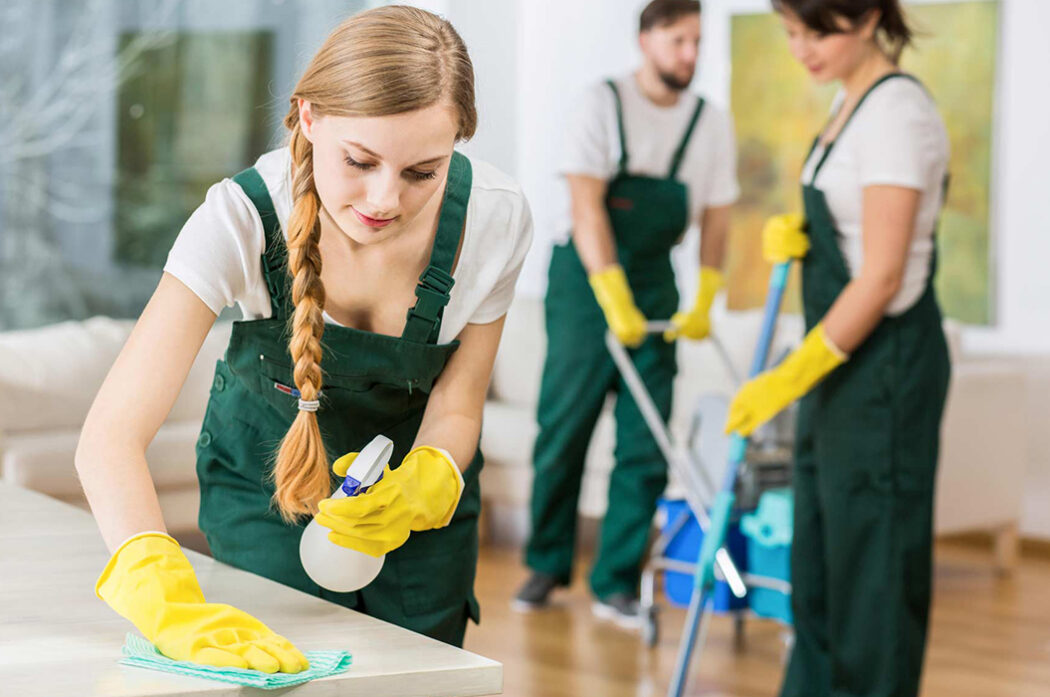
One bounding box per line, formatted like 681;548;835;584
751;262;791;376
604;325;748;597
694;261;791;592
668;261;794;697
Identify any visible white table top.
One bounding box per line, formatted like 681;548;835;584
0;483;501;696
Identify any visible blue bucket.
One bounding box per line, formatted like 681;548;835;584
658;498;748;611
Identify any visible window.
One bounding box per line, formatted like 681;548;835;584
0;0;369;330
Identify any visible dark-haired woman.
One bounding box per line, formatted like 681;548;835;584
725;2;951;696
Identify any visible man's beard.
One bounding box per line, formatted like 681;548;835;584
657;67;694;92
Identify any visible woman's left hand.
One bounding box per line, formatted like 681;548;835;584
725;323;847;436
762;213;809;264
315;446;463;557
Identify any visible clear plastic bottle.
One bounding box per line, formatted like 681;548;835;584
299;435;392;592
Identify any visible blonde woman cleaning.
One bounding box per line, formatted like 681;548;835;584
75;5;532;672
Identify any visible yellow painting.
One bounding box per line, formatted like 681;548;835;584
728;1;998;324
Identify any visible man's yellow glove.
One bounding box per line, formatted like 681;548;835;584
589;264;648;348
665;267;724;342
762;213;809;263
96;533;309;673
725;323;847;436
316;446;464;557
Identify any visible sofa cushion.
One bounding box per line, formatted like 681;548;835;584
480;401;538;497
482;300;808;518
489;297;545;408
2;420;204;498
480;398;615;517
936;360;1027;533
489;296;806;410
55;485;202;537
0;317;231;433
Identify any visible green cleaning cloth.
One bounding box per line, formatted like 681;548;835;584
120;633;352;689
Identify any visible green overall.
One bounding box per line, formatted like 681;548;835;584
195;152;482;648
526;80;706;599
781;74;951;697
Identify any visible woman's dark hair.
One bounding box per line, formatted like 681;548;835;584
772;0;913;61
639;0;701;33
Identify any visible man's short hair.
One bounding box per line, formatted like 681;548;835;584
639;0;701;33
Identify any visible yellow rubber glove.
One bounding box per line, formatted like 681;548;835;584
316;446;464;557
665;267;724;342
762;213;809;263
725;323;847;436
96;533;309;673
589;264;648;348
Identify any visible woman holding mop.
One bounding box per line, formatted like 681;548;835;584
726;1;951;696
75;5;532;671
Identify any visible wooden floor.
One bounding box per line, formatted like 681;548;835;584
463;542;1050;697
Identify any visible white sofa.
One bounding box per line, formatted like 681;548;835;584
479;296;806;543
479;296;1030;573
0;317;231;534
0;298;1032;571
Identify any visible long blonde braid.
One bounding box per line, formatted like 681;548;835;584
269;5;477;522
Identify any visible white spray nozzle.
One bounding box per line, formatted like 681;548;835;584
340;435;393;497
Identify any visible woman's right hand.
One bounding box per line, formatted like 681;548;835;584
587;264;648;348
96;533;309;673
762;213;809;263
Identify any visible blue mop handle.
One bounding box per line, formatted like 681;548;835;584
694;261;791;592
669;260;793;697
751;262;791;376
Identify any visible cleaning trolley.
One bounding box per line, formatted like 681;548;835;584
604;262;799;695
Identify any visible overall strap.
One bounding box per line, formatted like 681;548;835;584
811;72;919;180
401;151;473;344
804;135;821;169
668;96;705;179
927;173;952;281
606;79;629;174
232;167;291;317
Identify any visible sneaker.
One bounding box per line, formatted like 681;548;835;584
591;593;642;629
511;572;562;612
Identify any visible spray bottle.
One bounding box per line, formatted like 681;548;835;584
299;435;393;592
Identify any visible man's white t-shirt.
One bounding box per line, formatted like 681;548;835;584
801;77;950;315
164;148;534;344
554;73;740;242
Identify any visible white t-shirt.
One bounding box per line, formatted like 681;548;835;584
164;148;533;344
554;74;740;242
801;77;950;315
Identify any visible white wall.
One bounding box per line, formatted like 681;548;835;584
512;0;647;296
445;0;519;176
703;0;1050;355
503;0;730;300
440;0;1050;538
449;0;1050;355
964;0;1050;355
